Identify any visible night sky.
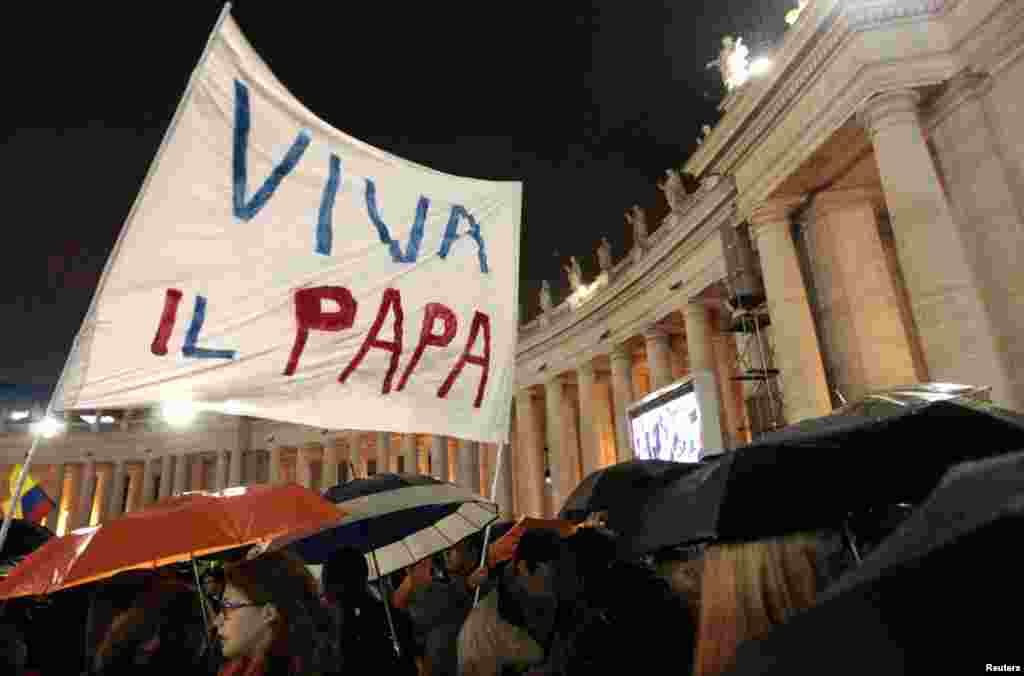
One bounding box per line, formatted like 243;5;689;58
1;1;794;388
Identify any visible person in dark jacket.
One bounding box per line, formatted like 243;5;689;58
321;546;417;676
0;622;27;676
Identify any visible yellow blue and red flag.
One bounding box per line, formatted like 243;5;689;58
3;464;56;524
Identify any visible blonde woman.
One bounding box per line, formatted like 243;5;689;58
694;534;820;676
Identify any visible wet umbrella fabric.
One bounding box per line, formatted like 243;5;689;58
558;459;722;559
618;458;729;558
276;474;498;579
723;448;1024;675
558;459;711;523
0;483;344;599
714;398;1024;542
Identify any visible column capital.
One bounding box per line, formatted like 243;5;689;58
749;196;806;233
858;89;922;139
682;300;711;318
641;325;669;342
576;360;596;377
610;341;633;364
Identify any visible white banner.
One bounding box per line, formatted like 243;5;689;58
57;13;521;443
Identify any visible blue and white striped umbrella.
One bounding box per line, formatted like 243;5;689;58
273;473;498;579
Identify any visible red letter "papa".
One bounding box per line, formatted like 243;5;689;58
397;303;457;392
284;286;358;376
339;288;404;394
437;311;491;408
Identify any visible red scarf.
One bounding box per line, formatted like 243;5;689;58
218;656;265;676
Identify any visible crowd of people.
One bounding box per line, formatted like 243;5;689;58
0;511;878;676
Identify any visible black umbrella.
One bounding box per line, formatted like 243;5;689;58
715;398;1024;542
724;448;1024;675
617;458;730;558
558;460;709;521
0;519;52;577
558;459;717;557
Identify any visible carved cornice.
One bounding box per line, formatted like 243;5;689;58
517;177;736;358
514;200;732;386
716;8;852;179
686;0;845;178
843;0;958;31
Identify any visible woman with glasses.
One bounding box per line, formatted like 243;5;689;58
213;550;341;676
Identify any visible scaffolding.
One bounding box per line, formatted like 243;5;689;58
727;304;784;437
721;220;784;439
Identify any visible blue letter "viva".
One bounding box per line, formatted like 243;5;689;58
233;79;311;221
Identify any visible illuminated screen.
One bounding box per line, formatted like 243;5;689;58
629;384;702;463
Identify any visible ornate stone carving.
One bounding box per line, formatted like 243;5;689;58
563;256;584;293
625;205;649;249
697;124;713;146
658;169;689;212
540;280;553;314
597;237;613;273
707;36;751;91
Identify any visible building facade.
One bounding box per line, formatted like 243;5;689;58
3;0;1024;531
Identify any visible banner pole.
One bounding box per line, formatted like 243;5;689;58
473;441;507;607
0;2;233;557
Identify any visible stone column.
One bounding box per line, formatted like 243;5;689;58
269;447;283;485
575;361;602;481
712;332;751;448
609;343;636;462
683;302;727;456
643;326;675;392
351;431;365;478
514;390;545;517
494;442;515;519
173;454;189;495
46;464;65;532
322;440;340;489
401;434;417;475
159;455;173;500
77;458;97;529
806;189;921;400
236;417;253;461
228;449;243;487
298;443;316;489
457;439;480;494
561;388;582;493
592;376;618;468
860;89;1013;405
106;460;127;521
215;450;229;491
544;378;572;513
375;432;390;475
64;464;83;533
189;454;204;492
749;198;832;424
431;436;449;482
141;455;156;507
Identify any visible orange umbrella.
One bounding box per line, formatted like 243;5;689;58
0;483;346;599
486;516;577;568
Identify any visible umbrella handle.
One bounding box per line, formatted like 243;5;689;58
842;517;863;565
191;556;212;654
370;550;402;658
